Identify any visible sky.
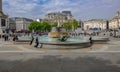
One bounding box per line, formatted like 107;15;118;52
2;0;120;21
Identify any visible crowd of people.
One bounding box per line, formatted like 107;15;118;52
0;34;13;41
1;30;119;49
69;30;120;38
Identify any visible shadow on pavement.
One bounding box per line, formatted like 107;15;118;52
0;56;120;72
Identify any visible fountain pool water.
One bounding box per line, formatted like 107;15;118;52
17;35;109;49
39;36;86;42
38;36;91;49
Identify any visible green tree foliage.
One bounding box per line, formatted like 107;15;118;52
72;19;79;31
52;22;58;27
41;21;52;32
29;20;79;32
63;22;72;31
28;21;52;32
28;21;41;31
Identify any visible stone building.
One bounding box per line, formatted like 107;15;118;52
109;11;120;30
8;17;17;31
45;11;73;24
9;17;33;31
83;19;107;31
0;0;9;33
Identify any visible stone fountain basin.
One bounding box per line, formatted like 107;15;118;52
92;36;109;43
40;41;91;49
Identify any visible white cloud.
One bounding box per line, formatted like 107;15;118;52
2;0;120;20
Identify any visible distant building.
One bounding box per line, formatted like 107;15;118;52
0;0;9;33
109;11;120;30
78;20;84;30
9;17;33;31
83;19;107;31
45;11;74;24
8;18;16;31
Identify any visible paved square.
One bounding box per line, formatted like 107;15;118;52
0;38;120;72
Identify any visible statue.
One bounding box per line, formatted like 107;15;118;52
58;35;68;42
48;20;69;38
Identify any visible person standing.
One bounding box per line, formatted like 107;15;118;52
89;36;93;49
30;36;34;45
34;37;39;48
13;35;18;41
4;34;9;41
4;34;7;41
89;36;93;45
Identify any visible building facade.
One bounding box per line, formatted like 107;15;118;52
0;0;9;33
109;11;120;30
8;18;17;31
45;11;73;24
9;17;33;31
83;19;107;31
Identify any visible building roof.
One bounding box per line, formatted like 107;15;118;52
46;11;72;17
88;19;105;21
9;17;33;22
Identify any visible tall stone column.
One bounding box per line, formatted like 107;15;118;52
0;0;2;12
0;0;8;33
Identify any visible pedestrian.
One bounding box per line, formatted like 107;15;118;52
6;35;9;41
30;36;34;45
4;34;7;41
13;35;18;41
89;36;93;45
13;36;16;41
89;36;93;49
15;36;18;40
34;37;39;48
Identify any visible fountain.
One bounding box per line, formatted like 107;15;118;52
48;20;68;38
16;20;109;48
38;21;91;49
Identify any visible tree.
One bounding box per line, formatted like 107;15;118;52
37;22;42;31
72;19;79;31
28;21;41;32
63;22;72;31
41;21;52;32
52;22;58;27
28;21;52;32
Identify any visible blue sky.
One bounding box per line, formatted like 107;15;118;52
2;0;120;20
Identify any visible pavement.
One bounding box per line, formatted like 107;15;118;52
0;37;120;53
0;38;120;72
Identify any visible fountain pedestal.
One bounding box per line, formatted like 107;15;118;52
48;27;69;38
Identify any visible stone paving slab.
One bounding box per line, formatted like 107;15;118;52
0;38;120;72
0;53;120;72
0;45;22;51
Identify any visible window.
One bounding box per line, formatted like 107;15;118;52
1;19;6;26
